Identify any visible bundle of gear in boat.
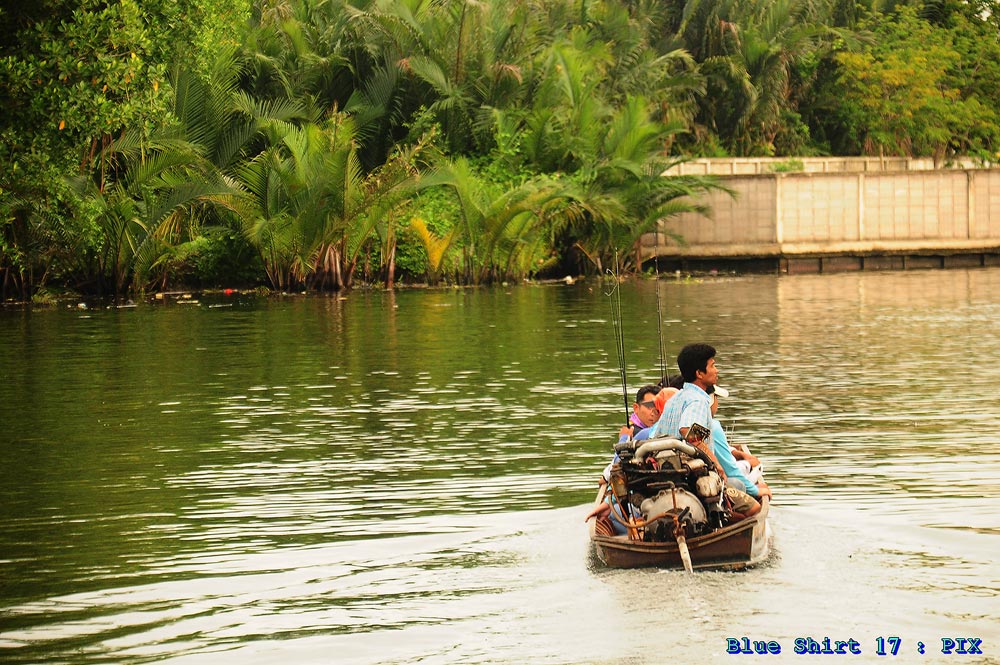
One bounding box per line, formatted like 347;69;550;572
608;432;743;542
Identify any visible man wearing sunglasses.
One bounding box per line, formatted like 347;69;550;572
626;384;662;438
587;383;665;533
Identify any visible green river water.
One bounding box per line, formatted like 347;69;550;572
1;268;998;663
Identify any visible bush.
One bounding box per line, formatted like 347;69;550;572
177;231;264;288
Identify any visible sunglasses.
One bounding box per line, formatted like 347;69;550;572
638;400;658;410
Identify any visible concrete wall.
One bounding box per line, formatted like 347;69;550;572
650;169;1000;268
663;156;992;176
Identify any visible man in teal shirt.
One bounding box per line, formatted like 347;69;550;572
651;344;771;501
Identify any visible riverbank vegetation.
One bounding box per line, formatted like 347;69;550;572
3;0;999;299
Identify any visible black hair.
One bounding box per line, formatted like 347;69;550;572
659;374;685;390
635;384;660;403
676;343;716;383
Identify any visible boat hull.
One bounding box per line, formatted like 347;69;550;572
589;487;771;570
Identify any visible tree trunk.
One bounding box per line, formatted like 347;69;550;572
343;258;355;290
385;236;396;289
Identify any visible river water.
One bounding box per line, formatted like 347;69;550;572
1;268;998;664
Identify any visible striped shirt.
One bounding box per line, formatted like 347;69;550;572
650;383;713;440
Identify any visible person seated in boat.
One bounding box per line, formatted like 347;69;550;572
623;384;663;439
622;383;765;496
706;385;771;501
648;343;766;517
600;376;688;491
648;343;718;441
614;375;685;443
586;383;674;533
603;381;682;482
733;448;764;484
584;486;628;533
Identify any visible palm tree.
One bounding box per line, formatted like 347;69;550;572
0;173;67;301
508;33;724;273
407;216;457;285
675;0;858;155
242;0;357;107
415;157;568;283
234;112;422;290
350;0;532;155
68;129;238;298
315;125;424;290
61;47;324;297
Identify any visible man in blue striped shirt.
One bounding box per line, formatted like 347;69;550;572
650;343;768;515
650;343;718;442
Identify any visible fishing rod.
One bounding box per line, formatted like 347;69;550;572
653;252;668;385
605;251;630;425
607;252;640;526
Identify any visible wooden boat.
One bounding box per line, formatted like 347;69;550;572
587;440;772;571
588;484;771;570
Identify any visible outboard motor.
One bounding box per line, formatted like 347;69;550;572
613;436;732;541
639;486;709;541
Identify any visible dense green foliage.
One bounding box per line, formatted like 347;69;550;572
808;2;1000;159
3;0;999;298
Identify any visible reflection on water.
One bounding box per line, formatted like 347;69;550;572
2;269;1000;663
